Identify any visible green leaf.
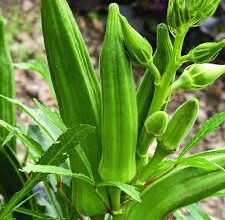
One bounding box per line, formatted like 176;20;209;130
13;207;55;220
21;165;93;185
178;157;222;171
2;130;16;147
33;99;66;132
0;125;94;219
14;59;55;97
179;112;225;159
97;181;141;202
186;203;212;220
0;95;64;141
174;210;187;220
75;144;94;182
27;124;52;151
212;189;225;197
0;119;44;158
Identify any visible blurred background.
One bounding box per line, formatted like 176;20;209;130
1;0;225;219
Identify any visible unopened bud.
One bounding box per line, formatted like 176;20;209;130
167;0;220;33
189;40;225;63
119;14;153;68
173;64;225;90
159;98;199;152
144;111;168;137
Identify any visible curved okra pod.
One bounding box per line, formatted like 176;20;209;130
41;0;108;216
139;98;199;182
99;3;138;183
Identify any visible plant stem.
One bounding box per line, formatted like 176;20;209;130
110;187;121;212
137;29;187;157
148;31;186;115
139;146;169;182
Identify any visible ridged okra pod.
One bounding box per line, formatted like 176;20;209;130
41;0;108;216
99;3;138;183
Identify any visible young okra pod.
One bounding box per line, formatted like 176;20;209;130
158;98;199;153
99;3;138;183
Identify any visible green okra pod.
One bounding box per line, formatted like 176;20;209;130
41;0;108;215
159;98;199;152
138;99;199;182
99;3;138;183
136;111;168;177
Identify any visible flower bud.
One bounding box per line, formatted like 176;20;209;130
167;0;220;33
189;40;225;63
159;98;199;152
188;0;221;25
173;64;225;90
119;14;153;68
144;111;168;137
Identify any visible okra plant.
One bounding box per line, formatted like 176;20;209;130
1;0;225;219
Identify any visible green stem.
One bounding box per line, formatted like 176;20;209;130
110;187;121;213
147;61;161;85
139;146;169;182
137;30;187;156
148;31;186;115
136;133;155;177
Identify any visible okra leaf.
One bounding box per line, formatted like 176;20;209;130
186;203;212;220
174;210;187;220
12;207;55;220
33;99;66;132
179;112;225;159
27;124;52;151
187;148;225;159
75;144;94;182
0;119;44;158
178;157;224;171
97;181;141;202
0;95;64;141
14;59;55;97
0;126;94;219
2;130;16;147
21;165;93;185
37;125;95;166
212;189;225;197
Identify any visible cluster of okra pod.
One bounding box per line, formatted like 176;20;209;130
41;0;225;216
